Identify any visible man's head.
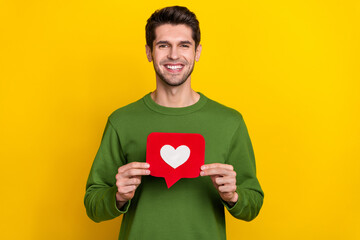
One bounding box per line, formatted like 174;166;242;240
145;6;202;87
145;6;201;52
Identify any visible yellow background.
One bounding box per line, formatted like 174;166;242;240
1;0;359;239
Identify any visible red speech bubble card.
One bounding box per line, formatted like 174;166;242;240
146;132;205;188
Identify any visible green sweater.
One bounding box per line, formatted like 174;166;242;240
84;92;264;240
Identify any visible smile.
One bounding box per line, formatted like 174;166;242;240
164;64;184;72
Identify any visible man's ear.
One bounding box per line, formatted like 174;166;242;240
145;45;153;62
195;44;202;62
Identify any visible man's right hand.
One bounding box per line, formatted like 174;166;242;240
115;162;150;209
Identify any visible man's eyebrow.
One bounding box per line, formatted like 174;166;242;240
155;40;193;45
155;41;170;45
179;41;192;45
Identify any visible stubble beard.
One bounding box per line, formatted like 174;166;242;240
154;61;195;87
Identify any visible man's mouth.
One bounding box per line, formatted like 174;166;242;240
164;64;184;73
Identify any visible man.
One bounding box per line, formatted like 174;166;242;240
84;6;264;240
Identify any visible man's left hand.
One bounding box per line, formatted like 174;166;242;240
200;163;238;206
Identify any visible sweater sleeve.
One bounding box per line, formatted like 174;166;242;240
221;114;264;221
84;118;131;223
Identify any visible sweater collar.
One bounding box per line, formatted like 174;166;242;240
143;91;208;115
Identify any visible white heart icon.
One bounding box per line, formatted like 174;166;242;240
160;145;190;169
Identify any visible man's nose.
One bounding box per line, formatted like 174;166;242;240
168;47;179;59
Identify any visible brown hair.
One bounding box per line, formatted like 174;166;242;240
145;6;201;51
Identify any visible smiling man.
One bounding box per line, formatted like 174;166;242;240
84;6;264;240
147;23;200;88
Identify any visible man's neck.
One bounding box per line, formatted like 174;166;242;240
150;88;200;108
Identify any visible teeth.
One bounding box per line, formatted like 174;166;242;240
166;65;183;70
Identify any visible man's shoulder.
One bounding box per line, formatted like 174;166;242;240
107;95;146;122
205;95;244;122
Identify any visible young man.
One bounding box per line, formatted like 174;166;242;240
84;6;264;240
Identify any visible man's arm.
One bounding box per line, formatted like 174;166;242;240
201;113;264;221
84;119;129;223
224;114;264;221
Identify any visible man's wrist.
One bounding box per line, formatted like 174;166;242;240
116;200;127;210
226;192;239;207
115;192;127;210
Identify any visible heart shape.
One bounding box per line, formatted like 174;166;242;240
160;145;190;169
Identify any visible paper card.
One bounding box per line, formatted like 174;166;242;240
146;132;205;188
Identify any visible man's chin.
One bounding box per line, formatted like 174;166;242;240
163;80;186;87
158;76;187;87
165;82;184;87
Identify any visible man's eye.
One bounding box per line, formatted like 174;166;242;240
159;45;168;48
181;45;190;48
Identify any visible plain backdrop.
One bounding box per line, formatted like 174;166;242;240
1;0;359;239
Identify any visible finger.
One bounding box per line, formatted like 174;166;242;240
201;163;233;171
118;162;150;173
210;175;220;187
118;177;142;186
221;192;236;202
215;176;236;186
123;168;150;177
201;168;236;177
117;174;142;181
117;185;136;194
116;174;143;188
131;175;142;181
218;184;237;193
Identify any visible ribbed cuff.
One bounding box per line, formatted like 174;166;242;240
221;189;240;212
109;186;131;215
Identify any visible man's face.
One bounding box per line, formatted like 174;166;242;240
146;24;202;87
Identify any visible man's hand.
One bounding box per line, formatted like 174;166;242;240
200;163;238;206
115;162;150;209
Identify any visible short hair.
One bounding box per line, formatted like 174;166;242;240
145;6;201;52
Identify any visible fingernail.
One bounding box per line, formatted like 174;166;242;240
145;163;150;168
201;165;206;170
200;171;204;176
146;170;150;174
